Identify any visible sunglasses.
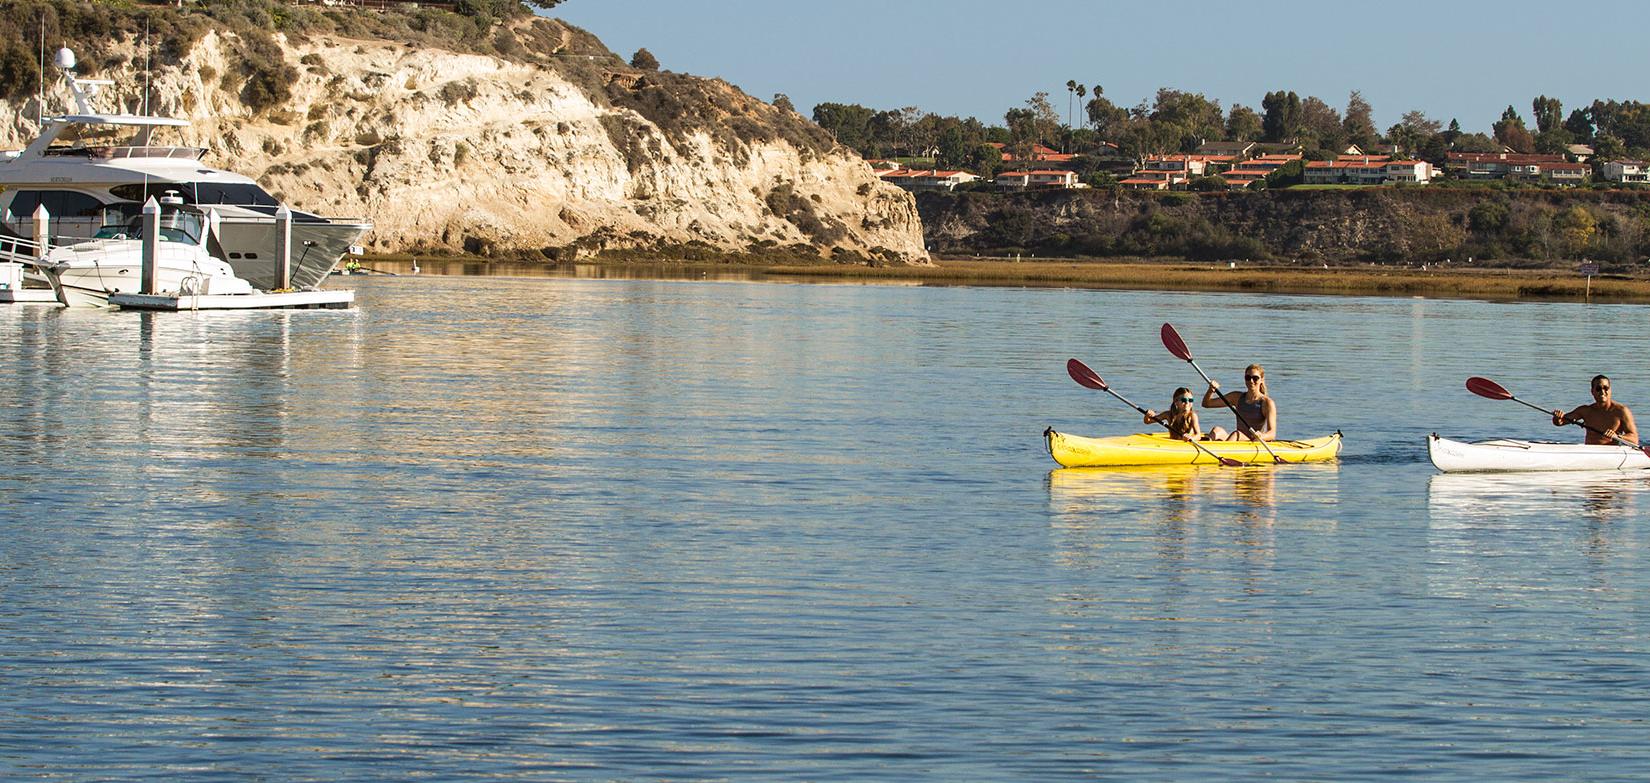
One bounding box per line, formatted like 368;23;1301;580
1245;375;1262;381
1177;396;1194;403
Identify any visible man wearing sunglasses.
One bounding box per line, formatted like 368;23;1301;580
1552;375;1638;446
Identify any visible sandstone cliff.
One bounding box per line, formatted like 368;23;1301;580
0;16;928;265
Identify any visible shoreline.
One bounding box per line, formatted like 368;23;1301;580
353;255;1650;303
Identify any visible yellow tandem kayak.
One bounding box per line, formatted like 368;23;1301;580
1044;428;1343;467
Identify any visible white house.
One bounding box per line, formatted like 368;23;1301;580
1600;160;1650;183
995;169;1080;189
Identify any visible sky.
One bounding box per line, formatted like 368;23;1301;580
550;0;1649;136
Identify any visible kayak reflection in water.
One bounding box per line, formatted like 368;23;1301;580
1202;363;1278;442
1552;374;1638;445
1142;387;1203;441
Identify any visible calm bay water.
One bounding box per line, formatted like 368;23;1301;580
2;276;1649;781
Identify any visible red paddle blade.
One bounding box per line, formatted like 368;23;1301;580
1066;358;1108;391
1161;323;1192;361
1465;376;1513;401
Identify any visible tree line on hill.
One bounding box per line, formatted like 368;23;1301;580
810;87;1650;181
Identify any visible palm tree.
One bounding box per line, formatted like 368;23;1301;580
1065;80;1078;152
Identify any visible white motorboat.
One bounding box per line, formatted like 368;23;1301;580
40;199;255;307
0;47;370;291
1427;433;1650;473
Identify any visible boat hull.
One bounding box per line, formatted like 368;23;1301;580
1428;433;1650;473
1044;429;1342;467
43;239;255;307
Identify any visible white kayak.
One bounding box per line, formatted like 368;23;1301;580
1428;433;1650;473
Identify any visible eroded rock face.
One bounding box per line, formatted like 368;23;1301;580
0;23;929;265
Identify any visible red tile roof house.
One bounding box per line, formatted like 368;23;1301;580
1445;152;1570;180
995;169;1081;189
1118;170;1185;190
1303;158;1432;185
877;168;982;192
987;142;1078;164
1243;154;1303;171
1220;169;1271;189
1535;161;1589;186
1141;154;1237;177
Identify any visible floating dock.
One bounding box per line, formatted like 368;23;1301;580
0;288;61;304
109;289;354;310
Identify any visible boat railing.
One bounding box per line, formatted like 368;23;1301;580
216;213;375;226
0;234;45;265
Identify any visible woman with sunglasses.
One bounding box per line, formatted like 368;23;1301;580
1202;364;1277;441
1143;387;1203;441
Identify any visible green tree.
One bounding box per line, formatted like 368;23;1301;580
1494;105;1534;153
629;48;659;71
812;102;875;151
1564;108;1595;142
1085;93;1128;138
772;93;794;114
1026;91;1061;148
1444;118;1462;145
1226;104;1262;141
1532;95;1563;134
1261;90;1301;142
1343;90;1377;150
1297;95;1344;152
965;142;1002;178
1149;88;1224;148
1189;175;1228;192
1593;132;1626;161
1453;133;1500;153
1004;107;1039;164
1554;205;1597;256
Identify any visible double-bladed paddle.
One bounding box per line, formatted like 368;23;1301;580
1065;358;1243;467
1465;376;1650;457
1159;323;1286;464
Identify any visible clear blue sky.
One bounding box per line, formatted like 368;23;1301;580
550;0;1647;135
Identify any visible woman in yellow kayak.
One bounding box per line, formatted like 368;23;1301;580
1202;363;1277;441
1142;387;1203;441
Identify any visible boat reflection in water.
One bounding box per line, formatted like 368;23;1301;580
1425;470;1650;597
1045;463;1340;568
1427;470;1650;524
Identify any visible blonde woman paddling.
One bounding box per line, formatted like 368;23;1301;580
1143;387;1203;441
1202;364;1277;441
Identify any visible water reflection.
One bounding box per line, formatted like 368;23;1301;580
1427;470;1650;525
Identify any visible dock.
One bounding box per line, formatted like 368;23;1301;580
0;287;61;304
109;289;354;310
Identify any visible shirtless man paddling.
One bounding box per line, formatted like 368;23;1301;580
1553;375;1638;445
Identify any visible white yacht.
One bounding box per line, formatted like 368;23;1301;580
41;198;256;307
0;48;371;291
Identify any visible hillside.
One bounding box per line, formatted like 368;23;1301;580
0;2;928;264
919;187;1650;270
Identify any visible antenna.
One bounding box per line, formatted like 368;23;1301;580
142;17;151;117
35;11;44;127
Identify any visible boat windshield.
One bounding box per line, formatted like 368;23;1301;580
108;182;281;207
92;204;204;244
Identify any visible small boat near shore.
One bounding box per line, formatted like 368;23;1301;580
1428;433;1650;473
1044;429;1342;468
38;199;256;307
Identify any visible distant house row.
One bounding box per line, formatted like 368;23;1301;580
871;140;1650;194
871;164;1081;192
